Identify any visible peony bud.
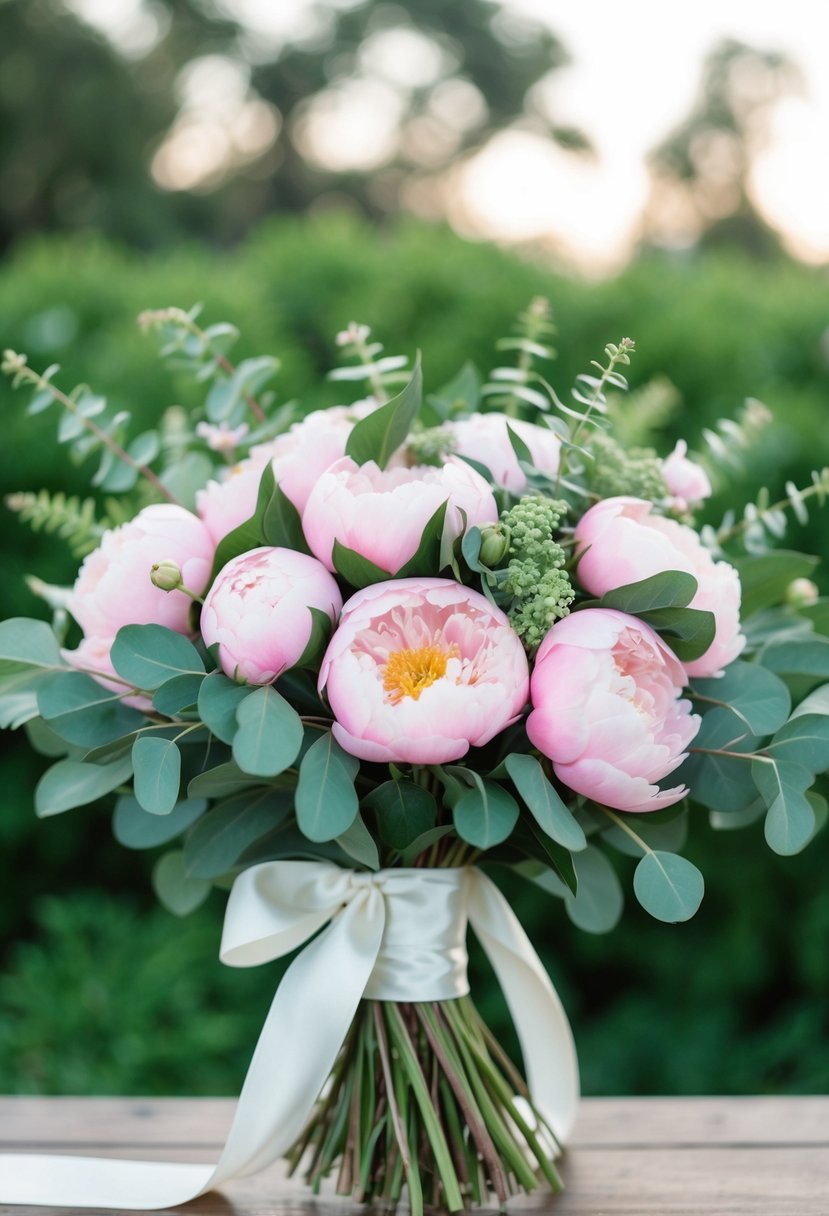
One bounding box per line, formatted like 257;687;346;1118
477;523;511;568
150;559;183;592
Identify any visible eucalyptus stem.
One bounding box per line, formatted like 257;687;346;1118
2;354;180;506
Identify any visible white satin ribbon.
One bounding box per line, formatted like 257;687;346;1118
0;863;579;1209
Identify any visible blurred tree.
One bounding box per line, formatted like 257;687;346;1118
0;0;584;250
643;39;803;257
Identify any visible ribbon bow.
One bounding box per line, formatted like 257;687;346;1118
0;863;579;1210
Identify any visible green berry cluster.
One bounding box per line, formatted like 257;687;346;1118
500;495;574;649
404;426;454;466
587;431;667;502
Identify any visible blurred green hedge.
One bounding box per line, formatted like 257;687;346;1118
1;214;828;1096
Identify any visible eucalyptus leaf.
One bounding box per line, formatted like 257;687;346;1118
35;754;133;817
504;753;586;851
766;714;829;771
690;661;791;736
531;844;623;934
633;851;704;923
790;683;829;720
152;850;210;917
198;671;252;744
426;360;481;420
295;731;359;842
368;780;438;850
111;625;204;690
336;813;380;871
232;685;303;778
183;788;293;878
37;671;144;745
601;807;688;857
113;796;206;850
453;779;519;848
152;673;204;716
0;617;62;668
761;636;829;678
132;736;181;815
752;757;815;856
187;760;263;798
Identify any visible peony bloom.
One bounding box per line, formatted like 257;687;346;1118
196;402;377;544
527;608;700;813
574;496;744;678
201;547;343;684
303;457;498;575
319;578;529;764
68;504;214;640
662;440;712;512
443;412;561;492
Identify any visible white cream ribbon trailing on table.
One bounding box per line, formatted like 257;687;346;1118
0;863;579;1210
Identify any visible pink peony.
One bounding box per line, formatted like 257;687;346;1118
319;578;529;764
68;504;213;640
201;547;343;684
196;402;377;544
302;457;498;575
527;608;700;813
444;412;561;492
574;496;744;678
662;440;712;512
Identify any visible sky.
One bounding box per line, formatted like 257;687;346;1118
456;0;829;271
70;0;829;276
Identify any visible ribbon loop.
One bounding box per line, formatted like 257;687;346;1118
0;862;579;1210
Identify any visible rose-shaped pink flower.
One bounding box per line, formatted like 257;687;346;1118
68;504;214;639
319;578;529;764
527;608;700;812
444;412;561;492
574;496;744;678
201;547;343;684
196;402;377;544
303;457;498;575
662;440;712;512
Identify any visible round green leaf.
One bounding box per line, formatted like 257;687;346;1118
633;851;704;923
232;685;303;778
113;796;206;850
111;625;204;690
453;780;519;849
152;850;210;917
132;736;181;815
296;731;359;842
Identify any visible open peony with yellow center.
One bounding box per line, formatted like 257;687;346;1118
319;578;529;764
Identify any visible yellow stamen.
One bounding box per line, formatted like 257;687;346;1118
383;643;458;705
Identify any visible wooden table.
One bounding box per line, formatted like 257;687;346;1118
1;1096;828;1215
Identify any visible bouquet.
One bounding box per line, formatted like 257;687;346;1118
1;300;828;1211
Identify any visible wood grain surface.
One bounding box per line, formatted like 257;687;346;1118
2;1096;828;1215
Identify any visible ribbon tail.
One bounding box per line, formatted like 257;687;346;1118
0;894;385;1209
466;869;580;1144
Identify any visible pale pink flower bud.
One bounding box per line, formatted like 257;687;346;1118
302;457;498;575
662;440;712;512
527;608;700;813
574;496;744;678
444;412;561;492
196;402;377;544
195;420;249;454
319;578;529;764
201;547;343;684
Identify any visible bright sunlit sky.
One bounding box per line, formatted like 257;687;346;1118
71;0;829;275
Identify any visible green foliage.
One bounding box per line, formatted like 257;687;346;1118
5;489;102;557
295;732;359;843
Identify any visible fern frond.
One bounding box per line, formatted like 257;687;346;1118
6;490;104;557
